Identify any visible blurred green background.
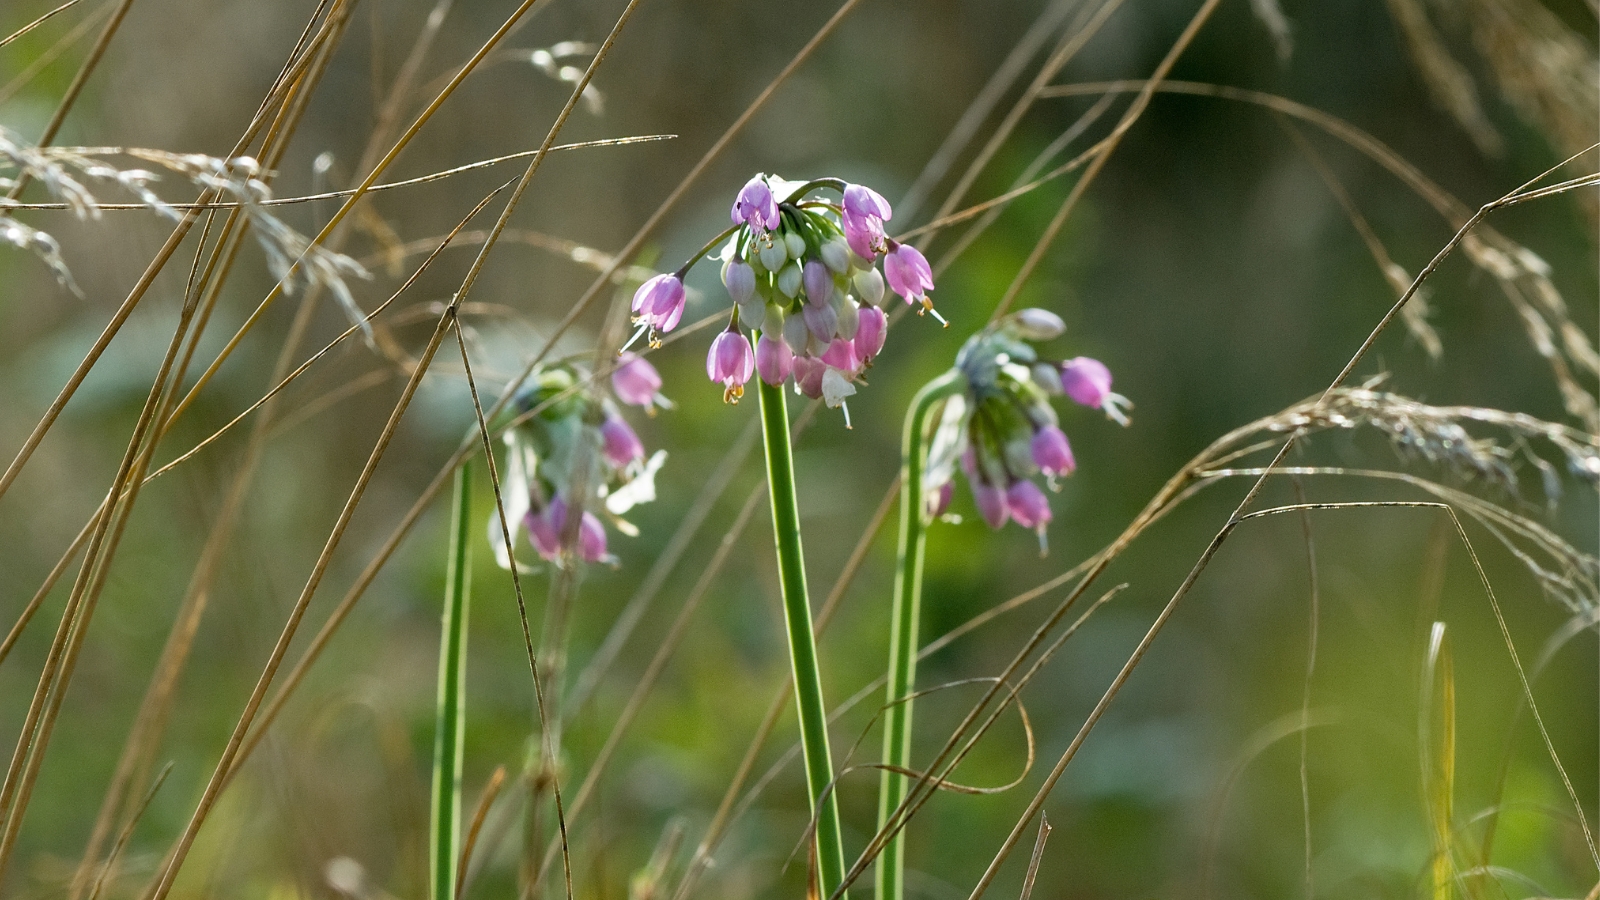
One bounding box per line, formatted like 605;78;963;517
0;0;1595;897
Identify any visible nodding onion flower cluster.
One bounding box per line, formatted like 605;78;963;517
925;309;1130;551
494;357;667;568
629;174;943;423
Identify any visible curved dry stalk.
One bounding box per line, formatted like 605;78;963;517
923;0;1131;236
991;0;1225;319
861;170;1598;900
65;22;359;891
4;0;136;201
0;0;85;48
0;0;350;511
951;172;1600;899
0;3;110;109
895;0;1081;222
3;134;675;212
0;207;212;882
146;294;463;900
453;323;574;900
1199;709;1341;900
720;581;1120;900
1037;79;1600;426
158;0;555;431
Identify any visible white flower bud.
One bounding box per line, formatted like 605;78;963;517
820;238;851;273
783;305;812;350
1032;363;1064;395
853;267;885;307
777;262;803;298
831;290;858;340
722;258;756;306
762;301;786;336
1010;308;1065;341
737;293;764;329
784;231;806;260
758;236;787;271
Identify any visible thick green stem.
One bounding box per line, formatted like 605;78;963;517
877;369;965;900
431;464;472;900
755;377;847;899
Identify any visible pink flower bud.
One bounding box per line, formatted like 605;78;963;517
611;353;663;408
972;480;1009;529
792;354;826;399
578;511;608;562
600;414;645;468
723;257;756;305
803;260;833;307
854;306;887;360
883;242;934;304
1029;425;1075;476
1060;357;1112;409
820;338;858;372
528;500;563;561
730;175;779;232
842;183;892;221
706;329;755;392
755;333;793;386
1005;480;1052;530
631;273;686;333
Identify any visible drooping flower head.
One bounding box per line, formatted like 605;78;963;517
922;309;1130;553
494;362;668;569
633;173;945;426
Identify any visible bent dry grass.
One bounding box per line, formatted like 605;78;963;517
0;1;1595;899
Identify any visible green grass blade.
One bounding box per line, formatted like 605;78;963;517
432;463;473;900
1422;621;1457;900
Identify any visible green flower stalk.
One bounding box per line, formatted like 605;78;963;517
756;374;848;899
876;311;1129;900
876;369;963;900
431;464;472;900
638;172;950;900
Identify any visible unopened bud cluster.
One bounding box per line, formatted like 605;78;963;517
630;174;943;423
495;355;667;567
925;309;1130;550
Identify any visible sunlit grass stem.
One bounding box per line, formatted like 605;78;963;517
877;369;964;900
431;464;472;900
754;374;847;899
